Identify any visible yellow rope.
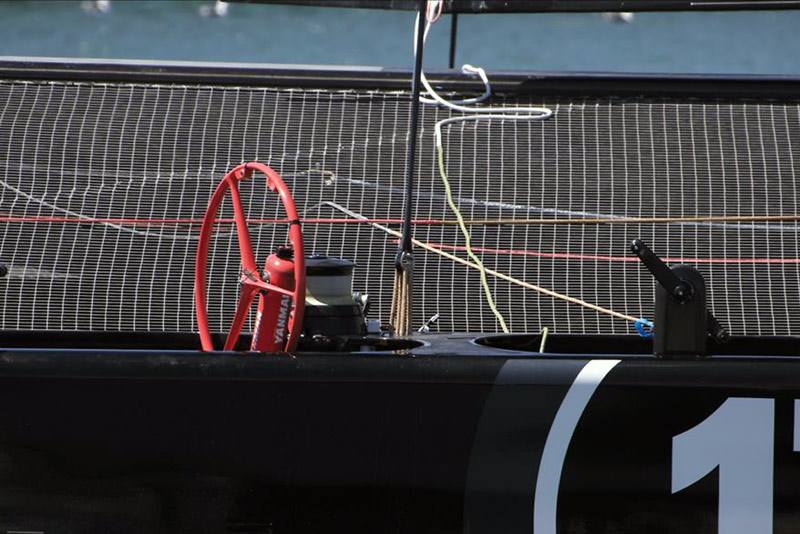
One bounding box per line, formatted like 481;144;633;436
437;142;510;333
321;200;641;327
401;225;639;324
539;326;549;353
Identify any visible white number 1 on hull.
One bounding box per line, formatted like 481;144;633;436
672;397;775;534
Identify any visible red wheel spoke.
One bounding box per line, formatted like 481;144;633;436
227;178;259;274
223;286;258;351
241;277;296;298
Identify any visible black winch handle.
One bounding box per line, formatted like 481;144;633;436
630;239;693;303
630;239;729;343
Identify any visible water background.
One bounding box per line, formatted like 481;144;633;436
2;0;800;75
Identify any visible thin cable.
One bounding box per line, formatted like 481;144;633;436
0;173;197;241
415;234;640;324
5;212;800;228
330;173;800;233
419;239;800;265
448;12;458;69
392;0;429;336
6;212;796;264
320;201;641;326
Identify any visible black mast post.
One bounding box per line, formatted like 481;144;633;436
448;12;458;69
392;0;427;336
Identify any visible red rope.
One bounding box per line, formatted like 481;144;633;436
4;214;800;265
0;215;411;226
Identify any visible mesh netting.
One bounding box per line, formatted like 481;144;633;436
1;79;799;335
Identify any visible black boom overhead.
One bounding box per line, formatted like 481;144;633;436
232;0;800;12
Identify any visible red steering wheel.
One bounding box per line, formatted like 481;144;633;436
195;162;306;352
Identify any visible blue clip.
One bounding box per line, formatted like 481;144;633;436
635;317;654;338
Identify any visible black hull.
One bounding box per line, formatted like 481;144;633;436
0;344;799;533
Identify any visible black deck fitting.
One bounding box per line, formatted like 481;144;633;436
631;239;729;359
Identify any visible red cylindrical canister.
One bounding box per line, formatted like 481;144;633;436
251;247;295;352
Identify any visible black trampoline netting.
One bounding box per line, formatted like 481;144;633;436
2;77;799;336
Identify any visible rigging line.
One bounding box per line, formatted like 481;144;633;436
419;240;800;265
436;135;509;332
0;163;338;183
320;201;640;325
332;174;800;233
187;166;800;232
0;215;393;225
415;3;550;115
443;214;800;226
0;168;333;238
0;174;198;241
6;213;800;228
416;0;552;333
391;0;429;337
0;168;335;240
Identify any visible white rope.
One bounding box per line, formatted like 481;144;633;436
414;2;552;118
413;0;554;333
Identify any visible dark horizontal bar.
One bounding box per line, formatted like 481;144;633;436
0;349;512;383
2;330;799;358
3;57;800;99
233;0;800;12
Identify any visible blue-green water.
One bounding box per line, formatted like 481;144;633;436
2;0;800;74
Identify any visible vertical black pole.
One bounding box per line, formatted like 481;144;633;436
397;0;427;261
392;0;427;335
448;13;458;69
